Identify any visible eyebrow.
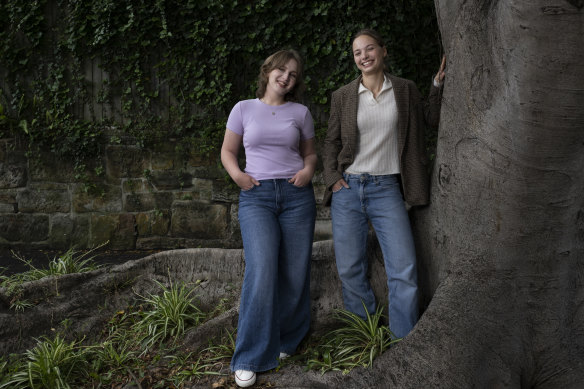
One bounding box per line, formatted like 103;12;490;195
354;44;375;53
279;65;297;74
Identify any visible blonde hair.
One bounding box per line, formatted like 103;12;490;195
256;49;305;102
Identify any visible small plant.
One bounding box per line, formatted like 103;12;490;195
9;298;34;312
1;243;105;285
134;279;205;352
168;356;222;387
0;244;106;311
200;328;237;363
89;340;139;372
207;297;234;319
164;331;235;387
0;335;89;388
306;304;400;374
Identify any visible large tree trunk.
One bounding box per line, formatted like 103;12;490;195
331;1;584;388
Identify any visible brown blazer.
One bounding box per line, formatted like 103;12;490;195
322;73;442;206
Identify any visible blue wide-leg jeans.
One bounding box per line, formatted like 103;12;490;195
231;179;316;372
331;173;419;339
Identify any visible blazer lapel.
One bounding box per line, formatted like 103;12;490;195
345;77;361;151
388;74;409;158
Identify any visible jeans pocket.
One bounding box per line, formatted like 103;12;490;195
288;181;312;189
241;185;257;193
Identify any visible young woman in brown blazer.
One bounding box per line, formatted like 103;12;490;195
322;29;445;338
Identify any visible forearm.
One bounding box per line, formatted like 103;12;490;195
302;152;317;176
220;149;244;182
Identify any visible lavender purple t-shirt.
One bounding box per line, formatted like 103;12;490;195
226;98;314;180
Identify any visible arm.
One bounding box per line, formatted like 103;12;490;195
289;138;317;187
424;56;446;127
220;129;259;190
322;91;349;191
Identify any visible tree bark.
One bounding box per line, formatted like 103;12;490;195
335;1;584;387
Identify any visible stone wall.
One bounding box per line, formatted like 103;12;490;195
0;137;331;250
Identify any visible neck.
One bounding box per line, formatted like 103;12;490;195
261;91;286;106
361;71;385;97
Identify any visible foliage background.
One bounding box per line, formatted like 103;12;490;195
0;0;441;169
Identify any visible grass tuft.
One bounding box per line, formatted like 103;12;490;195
0;335;88;389
134;279;205;352
0;244;105;312
305;304;400;374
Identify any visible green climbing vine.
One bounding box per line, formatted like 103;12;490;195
0;0;441;168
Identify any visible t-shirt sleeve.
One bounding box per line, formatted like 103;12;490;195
300;108;315;141
226;102;244;135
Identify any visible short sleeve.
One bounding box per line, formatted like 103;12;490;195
226;102;244;135
300;108;315;141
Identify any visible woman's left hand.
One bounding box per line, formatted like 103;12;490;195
289;168;313;187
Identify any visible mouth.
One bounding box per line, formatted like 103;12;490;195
361;60;373;67
277;81;289;88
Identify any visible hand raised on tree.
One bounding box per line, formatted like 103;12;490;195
434;56;446;84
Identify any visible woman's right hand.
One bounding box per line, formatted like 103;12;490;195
235;171;260;190
332;178;349;193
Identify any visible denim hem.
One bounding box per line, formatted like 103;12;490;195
230;361;279;373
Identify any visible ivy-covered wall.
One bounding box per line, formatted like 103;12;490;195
0;0;441;250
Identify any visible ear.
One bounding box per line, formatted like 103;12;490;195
383;47;388;58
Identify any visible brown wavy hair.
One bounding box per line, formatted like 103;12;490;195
351;28;386;48
256;49;305;102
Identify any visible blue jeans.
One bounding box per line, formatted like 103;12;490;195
231;179;316;372
331;173;419;338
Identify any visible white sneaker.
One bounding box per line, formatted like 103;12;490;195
234;369;256;387
279;352;290;359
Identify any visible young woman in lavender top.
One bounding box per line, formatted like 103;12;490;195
221;49;316;387
322;29;445;340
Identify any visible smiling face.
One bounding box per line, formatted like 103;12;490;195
266;58;298;98
256;50;304;102
352;34;387;76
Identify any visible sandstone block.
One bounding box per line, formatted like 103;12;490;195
170;200;228;239
72;184;122;213
316;204;331;219
151;146;179;170
314;219;333;241
29;153;76;182
124;192;174;212
151;170;193;190
211;180;239;203
189;165;224;180
90;214;136;250
0;214;49;242
106;145;149;179
0;191;17;213
0;152;27;188
136;211;170;236
122;179;153;193
17;186;70;213
50;215;90;249
229;203;241;246
191;178;213;201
